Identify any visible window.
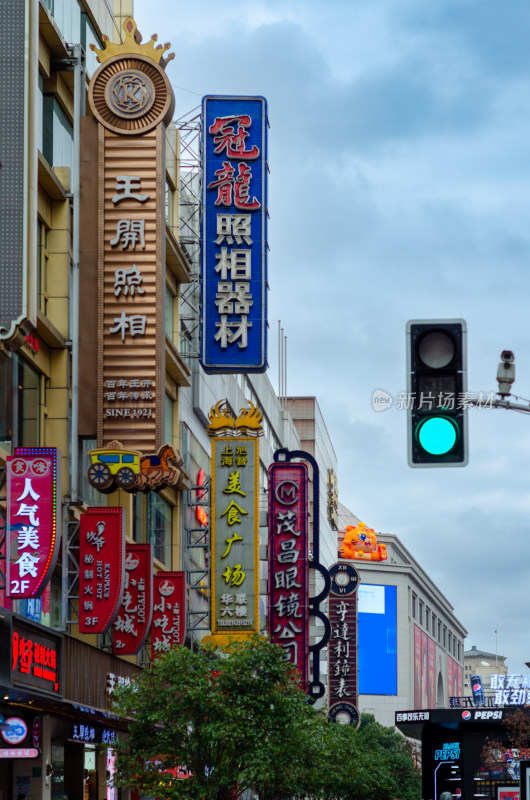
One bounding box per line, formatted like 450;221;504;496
432;613;436;636
134;493;172;565
43;96;74;172
82;12;103;77
49;0;81;44
419;600;423;626
411;593;417;620
165;393;173;444
438;620;442;642
166;285;175;341
17;356;41;446
443;625;447;648
426;608;430;632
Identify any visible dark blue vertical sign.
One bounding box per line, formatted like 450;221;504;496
201;96;268;373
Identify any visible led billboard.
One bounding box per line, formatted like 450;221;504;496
358;583;397;695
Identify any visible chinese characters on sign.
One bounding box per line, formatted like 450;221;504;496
79;508;125;634
488;673;530;706
99;159;163;451
201;97;268;372
151;571;186;659
328;562;359;720
6;448;61;599
211;437;259;636
112;544;153;655
268;463;309;688
12;623;60;695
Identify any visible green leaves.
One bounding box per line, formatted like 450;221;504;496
110;640;421;800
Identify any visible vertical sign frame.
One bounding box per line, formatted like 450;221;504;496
78;507;125;634
112;543;153;656
201;95;268;373
210;437;260;637
268;462;309;689
328;562;360;726
6;448;61;599
151;571;187;659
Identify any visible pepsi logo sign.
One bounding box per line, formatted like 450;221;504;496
461;711;471;720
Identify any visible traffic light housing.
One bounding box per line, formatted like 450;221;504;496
406;319;468;467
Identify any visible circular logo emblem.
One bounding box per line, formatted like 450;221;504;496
328;702;360;728
1;717;28;745
274;480;299;506
32;458;48;476
462;710;471;721
160;580;175;597
11;459;27;476
329;563;360;596
105;70;155;119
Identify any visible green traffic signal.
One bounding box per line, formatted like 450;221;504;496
406;319;468;467
416;416;458;456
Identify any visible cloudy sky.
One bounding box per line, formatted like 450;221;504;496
135;0;530;676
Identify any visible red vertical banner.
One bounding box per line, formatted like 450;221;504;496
112;544;153;655
268;462;309;689
6;448;61;599
151;572;186;660
428;636;436;707
414;625;422;709
79;508;125;634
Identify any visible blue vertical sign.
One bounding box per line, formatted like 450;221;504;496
201;96;268;373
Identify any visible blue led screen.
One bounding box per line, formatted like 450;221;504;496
358;583;397;695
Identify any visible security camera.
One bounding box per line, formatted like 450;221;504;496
497;350;515;396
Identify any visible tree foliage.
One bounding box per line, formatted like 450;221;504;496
482;707;530;771
110;637;421;800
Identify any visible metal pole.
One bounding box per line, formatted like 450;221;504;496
70;43;85;502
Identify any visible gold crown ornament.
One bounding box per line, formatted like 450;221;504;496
90;17;175;69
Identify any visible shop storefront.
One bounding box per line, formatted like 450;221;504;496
396;707;522;800
0;612;141;800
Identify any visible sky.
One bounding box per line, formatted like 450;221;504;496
134;0;530;677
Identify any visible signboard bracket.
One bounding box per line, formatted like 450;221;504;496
63;515;80;626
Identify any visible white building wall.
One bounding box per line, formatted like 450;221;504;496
353;533;467;728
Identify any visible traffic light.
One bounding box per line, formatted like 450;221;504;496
406;319;468;467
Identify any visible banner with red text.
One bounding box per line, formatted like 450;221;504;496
79;507;125;634
6;448;61;599
113;544;153;655
268;462;309;688
151;571;186;659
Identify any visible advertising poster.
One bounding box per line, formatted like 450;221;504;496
414;625;422;709
428;635;436;707
358;584;397;695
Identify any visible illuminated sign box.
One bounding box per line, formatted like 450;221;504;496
201;96;268;373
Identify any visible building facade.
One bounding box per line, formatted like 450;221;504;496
463;644;508;699
337;516;467;729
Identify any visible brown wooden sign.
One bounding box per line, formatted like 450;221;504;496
87;19;174;453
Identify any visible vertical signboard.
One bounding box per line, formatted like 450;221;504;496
211;438;260;636
151;571;186;658
0;0;37;344
268;462;309;688
79;507;125;634
87;18;175;452
6;448;61;599
112;544;153;655
328;562;360;725
201;96;268;373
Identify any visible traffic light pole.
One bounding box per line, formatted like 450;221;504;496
468;394;530;414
